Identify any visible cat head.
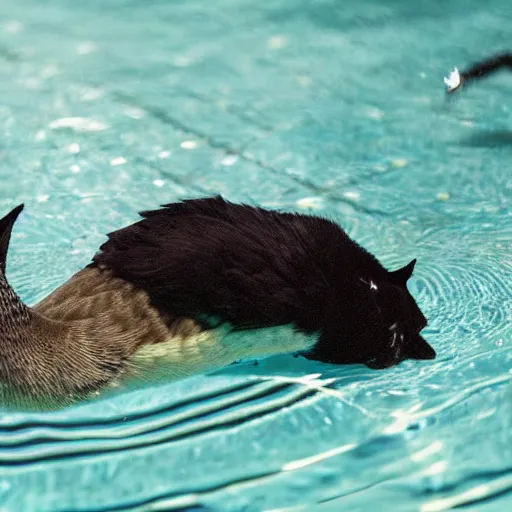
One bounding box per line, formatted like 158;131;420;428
365;259;435;368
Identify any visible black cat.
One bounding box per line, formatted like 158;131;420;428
93;196;435;369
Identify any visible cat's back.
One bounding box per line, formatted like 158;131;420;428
91;196;378;330
93;196;344;274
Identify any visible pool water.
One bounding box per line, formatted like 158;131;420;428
0;0;511;510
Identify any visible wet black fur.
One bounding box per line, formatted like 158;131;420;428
91;196;435;369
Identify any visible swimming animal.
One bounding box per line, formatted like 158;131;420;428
0;196;434;405
444;51;511;93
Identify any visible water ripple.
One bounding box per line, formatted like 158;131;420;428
0;380;318;464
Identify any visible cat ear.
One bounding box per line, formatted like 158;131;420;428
389;259;416;286
0;204;24;274
406;334;436;360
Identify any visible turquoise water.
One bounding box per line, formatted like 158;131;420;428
0;0;511;510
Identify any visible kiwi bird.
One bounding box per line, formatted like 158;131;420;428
0;196;435;406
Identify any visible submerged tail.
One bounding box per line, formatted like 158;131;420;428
444;52;512;93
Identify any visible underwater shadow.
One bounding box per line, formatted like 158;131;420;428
457;129;512;148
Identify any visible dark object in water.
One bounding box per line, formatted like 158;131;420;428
0;196;434;405
444;52;512;93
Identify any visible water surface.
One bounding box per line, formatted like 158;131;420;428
0;0;511;510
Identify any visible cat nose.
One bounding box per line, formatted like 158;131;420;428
365;336;405;369
365;350;403;369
